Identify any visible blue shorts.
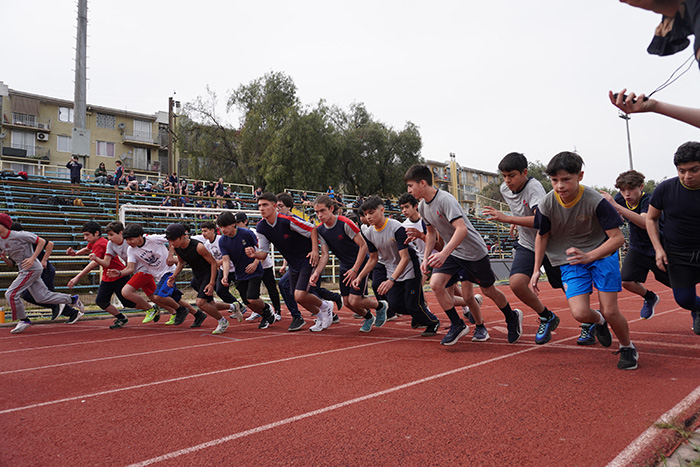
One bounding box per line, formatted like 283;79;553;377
560;252;621;299
154;272;183;302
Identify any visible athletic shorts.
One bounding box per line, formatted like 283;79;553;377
339;264;367;297
560;252;622;299
236;275;262;301
621;248;671;287
127;271;156;296
289;262;313;292
510;242;563;289
434;254;496;288
154;272;183;302
191;271;214;302
666;248;700;289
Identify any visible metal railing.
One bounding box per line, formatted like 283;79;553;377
9;113;51;130
1;144;50;161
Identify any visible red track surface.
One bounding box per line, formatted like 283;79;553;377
1;279;699;466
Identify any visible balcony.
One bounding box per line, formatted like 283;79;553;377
1;144;51;161
2;113;52;131
122;131;160;148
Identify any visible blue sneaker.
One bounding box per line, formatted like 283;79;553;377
359;314;375;333
506;309;523;343
576;323;596;345
471;324;490;342
535;313;560;345
440;321;469;346
640;293;659;319
375;300;388;327
595;321;612;347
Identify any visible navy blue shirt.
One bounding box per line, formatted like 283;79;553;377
650;177;700;252
317;215;366;268
219;227;263;281
255;214;314;270
614;192;657;257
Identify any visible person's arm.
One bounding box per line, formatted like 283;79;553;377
353;251;378;290
90;252;113;269
308;226;319;267
530;232;549;295
646;205;667;271
422;224;438;274
221;254;232;286
599;191;648;229
67;259;99;288
310;243;330;287
609;90;700;129
565;227;625;265
344;234;369;286
21;236;46;270
167;255;186;288
107;261;134;279
426;217;468;269
0;251;13;266
41;240;55;268
482;205;535;228
66;246;91;256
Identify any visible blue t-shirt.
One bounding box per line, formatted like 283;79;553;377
219;227;263;281
650;177;700;252
255;214;315;270
318;215;366;268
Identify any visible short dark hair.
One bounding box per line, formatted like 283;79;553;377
258;192;277;204
498;152;528;173
398;193;418;207
615;170;645;189
673;141;700;166
11;221;23;231
81;221;101;235
314;194;335;209
179;222;193;234
217;211;236;227
122;224;144;239
200;221;216;230
404;164;433;185
361;196;384;212
546;152;584;176
276;192;294;208
104;221;124;234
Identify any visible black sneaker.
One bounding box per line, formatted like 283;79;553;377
333;294;343;312
614;346;638;370
535;313;560;345
288;316;305;332
692;310;700;335
109;317;128;329
440;321;469;346
506;309;523;344
173;306;189;325
332;313;340;324
595;321;612;347
191;310;207;328
259;306;274;329
421;319;440;336
152;304;161;323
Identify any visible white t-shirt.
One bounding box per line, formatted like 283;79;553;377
126;235;175;281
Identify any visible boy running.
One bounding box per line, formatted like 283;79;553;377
482;152;562;344
404;165;523;346
531;151;638;370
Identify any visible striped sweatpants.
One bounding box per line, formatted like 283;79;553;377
6;261;72;320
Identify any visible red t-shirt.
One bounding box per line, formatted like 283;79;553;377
89;237;124;282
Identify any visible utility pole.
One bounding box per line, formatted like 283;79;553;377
619;111;634;170
168;96;173;174
71;0;90;159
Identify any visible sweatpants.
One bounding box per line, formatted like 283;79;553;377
6;262;72;320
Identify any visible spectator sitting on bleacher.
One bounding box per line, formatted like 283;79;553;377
124;170;139;191
164;172;177;194
161;196;172;216
94;162;108;184
193;179;204;197
215;178;225;198
140;178;153;192
204;182;215;197
179;179;189;196
301;191;311;206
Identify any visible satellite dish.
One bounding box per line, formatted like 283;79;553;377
118;122;126;130
0;132;5;139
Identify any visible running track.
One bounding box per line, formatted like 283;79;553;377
1;279;699;466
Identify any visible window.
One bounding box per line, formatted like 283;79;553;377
133;147;149;170
482;174;489;184
133;120;152;138
58;107;74;123
12;112;37;127
10;130;35;156
96;141;115;157
96;113;116;129
57;135;72;152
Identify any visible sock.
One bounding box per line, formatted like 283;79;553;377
364;311;373;320
115;313;126;320
594;309;605;325
219;317;228;323
643;290;656;302
500;303;516;321
539;307;553;320
444;307;462;325
620;342;635;349
22;318;31;323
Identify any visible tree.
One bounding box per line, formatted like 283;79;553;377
527;160;552;192
479;180;504;203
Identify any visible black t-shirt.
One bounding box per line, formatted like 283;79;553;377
650;177;700;252
614;192;657;256
175;239;211;278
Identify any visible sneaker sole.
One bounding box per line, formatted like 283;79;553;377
288;324;305;332
471;334;490;342
507;310;523;344
441;326;469;346
66;311;84;325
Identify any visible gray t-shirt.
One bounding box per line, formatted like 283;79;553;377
0;230;39;266
362;218;416;281
537;185;623;267
500;177;546;251
418;189;488;261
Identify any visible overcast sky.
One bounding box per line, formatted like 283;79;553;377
4;0;700;188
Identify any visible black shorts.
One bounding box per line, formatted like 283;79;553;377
95;275;136;309
236;275;262;301
289;263;313;292
70;177;81;185
339;264;367;297
190;271;214;302
621;248;671;287
666;248;700;289
434;254;497;288
510;242;563;289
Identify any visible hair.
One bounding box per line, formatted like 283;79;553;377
179;222;193;234
314;194;335;209
200;221;216;230
104;221;124;234
217;211;236;227
276;192;294;208
615;170;645;189
115;160;122;166
361;196;384;212
122;224;144;239
258;192;277;204
404;164;433;185
545;151;584;176
11;221;23;231
357;206;365;217
81;221;101;235
498;152;528;173
673;141;700;166
398;192;418;207
345;212;360;226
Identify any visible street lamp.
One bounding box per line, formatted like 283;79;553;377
618;111;634;170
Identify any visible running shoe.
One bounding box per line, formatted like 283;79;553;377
190;310;207;328
320;300;334;329
595;321;613;347
359;313;375;333
333;294;343;312
288;316;305;332
640;293;659;320
471;324;490;342
274;313;282;322
375;300;388;328
229;302;244;322
614;346;639;370
152;304;161;322
109;317;128;329
441;321;469;346
245;312;261;322
421;319;440;336
212;319;229;334
506;309;523;343
577;323;596;345
258;306;275;329
165;314;177;325
173;306;189;326
535;313;560;345
72;295;85;315
462;308;475;325
142;307;159;324
332;313;340;324
10;320;31;334
352;313;363;319
66;307;84;325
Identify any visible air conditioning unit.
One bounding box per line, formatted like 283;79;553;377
37;132;49;142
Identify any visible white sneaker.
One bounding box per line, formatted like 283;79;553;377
475;294;483;306
229;303;243;322
245;312;261;322
11;321;31;334
212;319;230;334
309;320;324;332
274;313;282;322
321;300;334;330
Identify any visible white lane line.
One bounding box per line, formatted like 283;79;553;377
124;345;542;467
606;384;700;467
0;338;407;415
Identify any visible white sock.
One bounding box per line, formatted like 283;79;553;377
594;310;605;325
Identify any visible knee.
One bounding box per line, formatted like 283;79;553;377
673;288;698;310
195;298;207;308
96;298;111;310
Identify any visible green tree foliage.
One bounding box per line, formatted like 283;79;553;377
527;160;553;192
479;180;504;202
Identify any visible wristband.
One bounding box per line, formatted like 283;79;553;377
389;277;396;282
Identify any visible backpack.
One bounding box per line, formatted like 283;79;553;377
73;198;84;207
47;196;60;206
29;195;41;204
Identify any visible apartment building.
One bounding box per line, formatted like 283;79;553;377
424;157;499;210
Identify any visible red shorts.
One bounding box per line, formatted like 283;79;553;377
127;272;156;296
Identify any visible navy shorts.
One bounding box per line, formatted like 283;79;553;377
289;262;313;292
511;242;563;289
434;254;497;288
340;264;368;296
666;248;700;289
621;248;670;287
191;271;214;302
